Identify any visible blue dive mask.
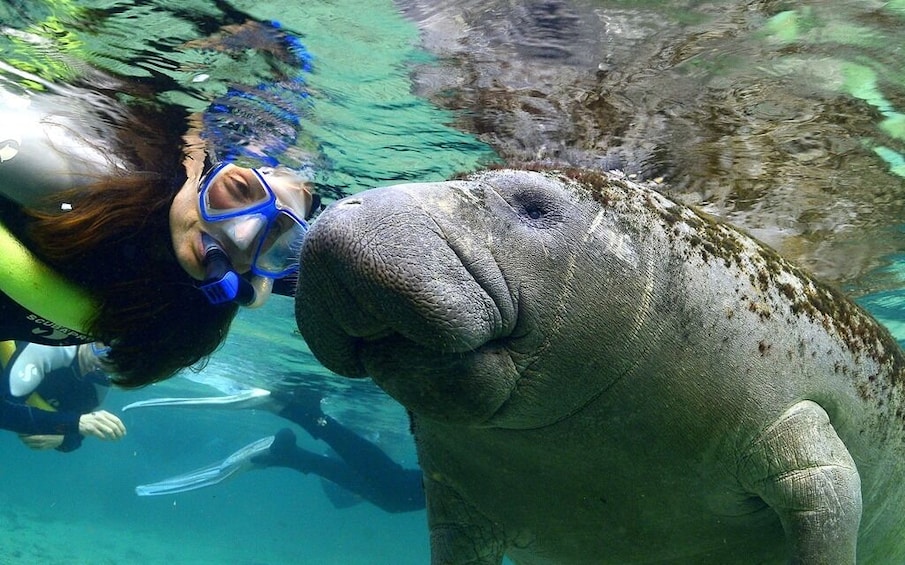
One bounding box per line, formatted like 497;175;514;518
197;162;309;278
81;342;113;385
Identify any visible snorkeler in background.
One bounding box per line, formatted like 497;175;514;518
0;14;319;388
0;340;125;452
124;379;426;514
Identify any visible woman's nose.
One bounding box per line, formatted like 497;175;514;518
225;215;267;251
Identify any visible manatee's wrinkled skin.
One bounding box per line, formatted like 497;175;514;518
295;168;905;564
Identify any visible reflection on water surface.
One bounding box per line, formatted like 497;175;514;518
402;0;905;291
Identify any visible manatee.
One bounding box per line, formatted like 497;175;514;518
295;167;905;564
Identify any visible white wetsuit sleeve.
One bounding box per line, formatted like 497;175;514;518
7;343;78;397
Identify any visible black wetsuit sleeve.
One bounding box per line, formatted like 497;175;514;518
0;397;80;435
56;432;84;452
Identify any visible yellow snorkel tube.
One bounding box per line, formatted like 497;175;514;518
0;220;97;335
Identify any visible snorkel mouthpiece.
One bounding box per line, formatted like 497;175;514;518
199;233;256;306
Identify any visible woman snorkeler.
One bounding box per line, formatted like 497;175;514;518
0;13;319;388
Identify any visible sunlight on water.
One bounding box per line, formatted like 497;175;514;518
256;0;501;194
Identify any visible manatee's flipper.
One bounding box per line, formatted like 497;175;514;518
738;400;860;564
121;387;272;412
135;435;275;496
423;473;508;565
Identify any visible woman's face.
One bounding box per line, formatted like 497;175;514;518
169;165;312;280
77;343;113;375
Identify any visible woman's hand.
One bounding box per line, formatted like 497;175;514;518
78;410;127;440
18;434;64;450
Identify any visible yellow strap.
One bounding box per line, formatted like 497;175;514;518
0;221;96;334
0;340;16;368
25;392;56;412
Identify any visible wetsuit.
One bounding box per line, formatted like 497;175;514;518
0;64;125;345
0;297;92;346
265;420;426;513
261;394;426;513
0;341;109;452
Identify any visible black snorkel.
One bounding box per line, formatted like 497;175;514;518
198;233;257;306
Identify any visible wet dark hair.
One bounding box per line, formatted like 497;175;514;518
25;173;239;388
2;11;315;387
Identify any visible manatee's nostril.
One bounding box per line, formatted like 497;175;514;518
338;197;363;208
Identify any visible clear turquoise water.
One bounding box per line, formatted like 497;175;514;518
0;301;432;564
2;0;905;563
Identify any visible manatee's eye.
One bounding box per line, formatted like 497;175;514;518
510;189;559;226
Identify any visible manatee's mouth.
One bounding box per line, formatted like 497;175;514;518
296;184;523;423
296;185;518;375
341;212;517;365
348;220;516;353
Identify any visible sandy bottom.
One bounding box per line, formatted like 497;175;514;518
0;492;430;564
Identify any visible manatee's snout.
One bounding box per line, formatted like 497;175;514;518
295;182;514;380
